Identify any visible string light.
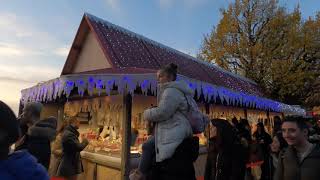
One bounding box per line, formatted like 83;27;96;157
20;74;305;115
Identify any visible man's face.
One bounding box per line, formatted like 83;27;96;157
282;122;307;146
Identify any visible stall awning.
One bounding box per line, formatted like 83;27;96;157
20;73;305;116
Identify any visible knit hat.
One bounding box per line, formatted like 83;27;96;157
0;101;20;145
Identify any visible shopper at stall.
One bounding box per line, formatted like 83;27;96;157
253;122;272;180
0;100;49;180
253;122;272;155
57;117;89;180
274;116;320;180
314;119;320;134
262;133;287;180
15;102;43;150
248;136;264;180
236;119;251;147
130;63;196;180
238;119;252;179
26;116;57;169
309;119;320;143
15;101;57;169
272;116;282;135
204;119;246;180
49;119;68;177
232;117;241;132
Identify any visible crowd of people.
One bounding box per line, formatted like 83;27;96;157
204;115;320;180
130;63;320;180
0;101;89;180
1;63;320;180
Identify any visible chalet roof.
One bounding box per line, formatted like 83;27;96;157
62;13;263;96
20;13;306;115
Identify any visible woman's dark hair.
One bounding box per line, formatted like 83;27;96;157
68;116;79;125
232;117;238;126
240;118;250;127
274;132;288;150
274;116;281;122
283;115;308;130
0;101;20;146
238;118;252;141
273;116;282;134
57;119;69;134
256;122;266;133
209;119;238;152
159;63;178;81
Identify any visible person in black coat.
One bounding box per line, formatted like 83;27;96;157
26;116;57;169
57;117;88;180
272;116;282;135
15;102;43;151
253;122;272;180
15;102;57;170
238;119;252;143
205;119;246;180
253;123;272;155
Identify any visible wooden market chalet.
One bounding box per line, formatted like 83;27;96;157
20;13;305;180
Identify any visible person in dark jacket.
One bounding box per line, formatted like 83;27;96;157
313;119;320;135
252;122;272;180
57;117;89;180
309;119;320;143
253;122;272;155
15;102;43;151
238;119;253;180
238;119;252;146
272;116;282;135
0;100;49;180
205;119;246;180
263;133;287;180
16;102;57;169
26;116;57;169
274;116;320;180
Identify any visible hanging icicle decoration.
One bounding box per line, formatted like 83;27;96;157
87;77;95;96
76;79;86;97
64;80;75;98
96;79;104;96
20;73;306;115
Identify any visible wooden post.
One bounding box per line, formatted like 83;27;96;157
121;93;132;180
266;111;270;120
266;110;271;135
205;103;210;115
244;108;248;120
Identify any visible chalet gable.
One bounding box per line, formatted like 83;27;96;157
72;31;111;73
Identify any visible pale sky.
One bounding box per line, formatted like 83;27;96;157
0;0;318;114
